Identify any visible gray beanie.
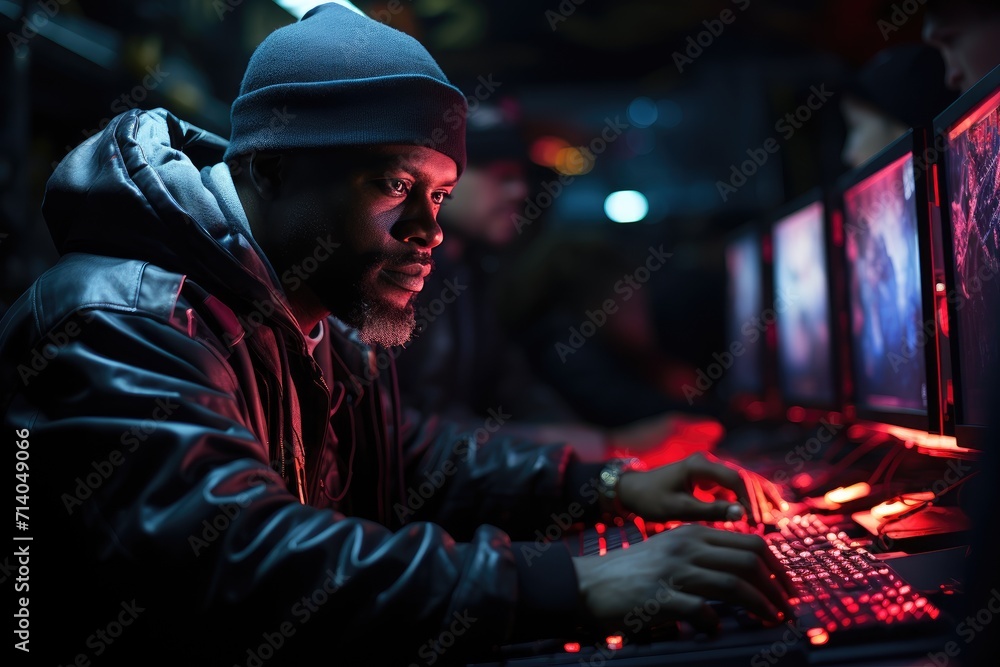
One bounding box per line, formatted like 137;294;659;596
224;2;468;173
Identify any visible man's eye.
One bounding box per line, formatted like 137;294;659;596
384;179;410;196
432;191;452;205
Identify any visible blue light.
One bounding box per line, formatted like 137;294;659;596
604;191;649;223
627;97;658;128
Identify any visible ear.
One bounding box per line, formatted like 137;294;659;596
249;152;284;199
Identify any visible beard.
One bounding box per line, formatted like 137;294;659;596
347;291;418;348
336;251;430;348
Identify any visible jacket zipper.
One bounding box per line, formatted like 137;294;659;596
308;370;332;501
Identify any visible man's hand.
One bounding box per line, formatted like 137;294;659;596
616;451;787;524
573;524;795;633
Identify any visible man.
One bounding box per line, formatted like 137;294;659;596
1;3;789;665
923;0;1000;93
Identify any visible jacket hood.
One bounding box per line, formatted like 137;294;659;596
42;107;297;330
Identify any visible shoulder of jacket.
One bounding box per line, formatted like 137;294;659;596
22;253;245;352
28;253;182;326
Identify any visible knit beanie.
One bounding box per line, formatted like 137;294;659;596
846;44;958;130
224;2;467;173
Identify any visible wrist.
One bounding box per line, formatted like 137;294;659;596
595;457;643;518
616;470;642;515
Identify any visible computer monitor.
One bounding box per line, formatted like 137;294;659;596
770;191;837;410
839;129;940;432
723;225;768;403
934;64;1000;449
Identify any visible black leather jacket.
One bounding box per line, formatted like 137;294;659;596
0;109;603;666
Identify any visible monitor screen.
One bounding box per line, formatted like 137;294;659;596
943;87;1000;428
772;200;835;406
843;153;928;415
725;230;765;396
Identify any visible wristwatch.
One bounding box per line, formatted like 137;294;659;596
597;457;644;513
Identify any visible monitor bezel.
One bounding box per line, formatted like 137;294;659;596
931;63;1000;449
835;128;941;433
721;219;773;409
766;187;842;413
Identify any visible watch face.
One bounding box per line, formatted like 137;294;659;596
600;467;620;496
600;458;637;498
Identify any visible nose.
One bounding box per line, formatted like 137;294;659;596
396;198;444;249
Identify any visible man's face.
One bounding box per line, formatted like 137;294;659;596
924;9;1000;93
258;145;457;347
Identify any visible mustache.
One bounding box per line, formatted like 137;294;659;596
381;251;434;271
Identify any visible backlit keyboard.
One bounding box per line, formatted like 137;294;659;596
572;513;943;647
768;513;941;646
572;515;759;557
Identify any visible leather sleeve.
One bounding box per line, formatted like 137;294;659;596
1;299;530;665
394;400;606;542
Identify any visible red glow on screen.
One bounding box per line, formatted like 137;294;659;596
948;88;1000;141
563;642;581;653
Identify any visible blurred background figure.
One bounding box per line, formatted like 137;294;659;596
840;43;957;169
498;231;709;428
923;0;1000;94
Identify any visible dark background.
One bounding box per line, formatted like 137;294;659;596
0;0;930;374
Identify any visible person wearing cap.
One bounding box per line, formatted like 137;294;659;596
840;43;958;169
0;3;791;664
